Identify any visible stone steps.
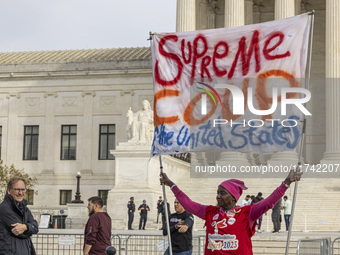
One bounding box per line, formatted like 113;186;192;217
251;232;339;255
121;177;340;233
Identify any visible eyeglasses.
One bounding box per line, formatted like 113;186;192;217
12;188;26;193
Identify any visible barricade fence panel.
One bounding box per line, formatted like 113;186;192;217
331;237;340;255
31;233;205;255
32;234;84;255
296;238;331;255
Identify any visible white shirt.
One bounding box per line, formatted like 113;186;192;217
284;200;292;215
241;199;251;207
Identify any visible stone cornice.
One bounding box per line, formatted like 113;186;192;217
0;68;152;79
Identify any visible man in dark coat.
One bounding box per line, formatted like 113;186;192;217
272;198;282;233
127;197;135;230
0;177;39;255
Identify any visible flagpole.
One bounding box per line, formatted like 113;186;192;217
284;10;315;255
149;31;173;255
159;155;173;255
284;119;306;255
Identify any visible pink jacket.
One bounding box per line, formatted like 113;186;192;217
171;182;288;227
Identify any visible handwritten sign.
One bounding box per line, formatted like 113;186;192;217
151;13;311;156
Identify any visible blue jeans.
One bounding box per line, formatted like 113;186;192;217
164;248;192;255
258;215;263;229
284;214;291;231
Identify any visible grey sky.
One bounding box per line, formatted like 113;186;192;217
0;0;176;52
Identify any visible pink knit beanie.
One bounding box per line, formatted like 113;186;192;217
219;179;248;201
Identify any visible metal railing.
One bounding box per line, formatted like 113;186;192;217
33;233;340;255
33;234;84;255
32;233;205;255
331;237;340;255
123;234;204;255
297;238;331;255
112;235;122;255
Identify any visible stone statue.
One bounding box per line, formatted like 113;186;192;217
127;100;154;144
126;107;134;140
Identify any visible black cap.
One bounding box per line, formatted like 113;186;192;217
106;246;116;255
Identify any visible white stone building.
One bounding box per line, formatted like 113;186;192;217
0;48;155;226
0;0;339;230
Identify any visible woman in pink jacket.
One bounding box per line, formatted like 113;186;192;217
160;169;302;255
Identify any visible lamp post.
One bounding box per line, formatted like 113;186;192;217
71;171;83;203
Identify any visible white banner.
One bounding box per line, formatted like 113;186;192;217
151;13;311;156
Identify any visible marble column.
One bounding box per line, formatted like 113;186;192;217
6;93;20;165
275;0;295;20
42;92;58;175
215;0;250;169
224;0;244;27
321;0;340;164
176;0;196;32
267;0;298;167
81;91;95;174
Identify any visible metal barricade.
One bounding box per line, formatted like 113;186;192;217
195;235;205;255
111;234;122;255
123;234;204;255
32;233;206;255
32;233;84;255
125;234;165;255
297;238;331;255
331;237;340;255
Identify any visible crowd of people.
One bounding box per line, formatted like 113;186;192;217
0;173;297;255
240;192;292;233
127;195;171;231
127;197;152;230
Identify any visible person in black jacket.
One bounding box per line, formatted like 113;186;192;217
127;197;135;230
157;196;164;224
0;177;39;255
138;200;150;230
252;192;264;233
272;198;282;233
160;201;171;231
163;199;194;255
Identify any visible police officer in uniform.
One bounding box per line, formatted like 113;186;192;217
157;196;164;224
127;197;135;230
138;199;150;230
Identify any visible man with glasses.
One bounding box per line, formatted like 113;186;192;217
0;177;39;255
